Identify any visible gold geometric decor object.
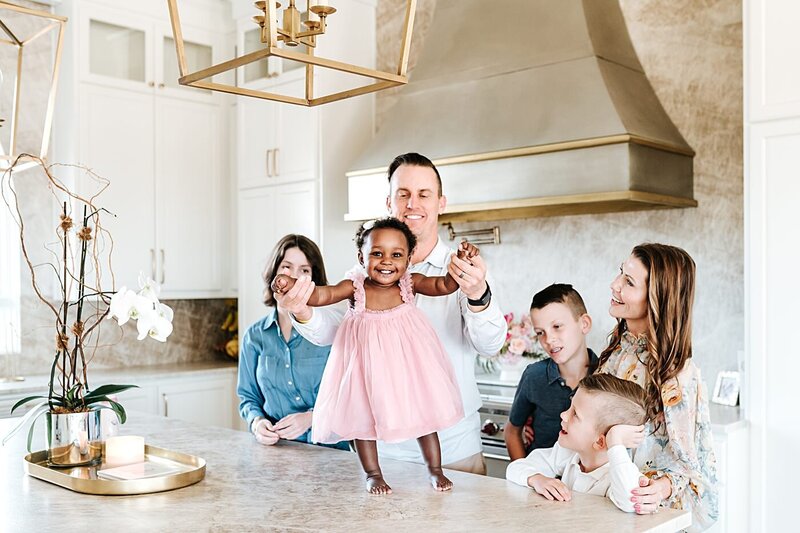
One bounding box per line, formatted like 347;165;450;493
166;0;416;107
0;1;66;171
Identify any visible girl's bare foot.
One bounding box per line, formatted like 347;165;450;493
428;467;453;491
366;474;392;495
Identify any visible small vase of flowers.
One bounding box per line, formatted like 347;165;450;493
492;313;547;381
1;155;173;467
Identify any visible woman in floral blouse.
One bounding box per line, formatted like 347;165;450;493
599;243;718;531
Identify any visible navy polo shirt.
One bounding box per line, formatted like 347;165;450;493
508;349;599;452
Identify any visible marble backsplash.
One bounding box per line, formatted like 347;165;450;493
377;0;744;387
11;296;235;377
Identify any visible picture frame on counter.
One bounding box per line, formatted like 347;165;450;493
712;371;741;406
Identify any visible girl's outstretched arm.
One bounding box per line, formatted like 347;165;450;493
272;275;354;306
412;241;481;297
411;272;459;297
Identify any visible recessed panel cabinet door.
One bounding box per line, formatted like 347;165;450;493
275;87;319;183
80;84;156;288
237;181;317;332
158;377;233;428
238;98;279;189
238;186;278;331
115;384;159;415
155;96;223;296
272;181;318;240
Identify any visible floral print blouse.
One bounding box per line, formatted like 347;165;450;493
599;331;718;532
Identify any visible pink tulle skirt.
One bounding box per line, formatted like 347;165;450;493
311;303;464;444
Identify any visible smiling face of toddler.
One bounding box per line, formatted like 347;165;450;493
359;227;411;287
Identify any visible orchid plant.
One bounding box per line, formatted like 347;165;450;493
1;155;173;450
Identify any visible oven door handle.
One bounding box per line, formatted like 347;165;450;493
483;452;511;461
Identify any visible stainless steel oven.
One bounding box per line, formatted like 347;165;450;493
477;378;517;479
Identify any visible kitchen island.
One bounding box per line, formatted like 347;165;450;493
0;414;690;532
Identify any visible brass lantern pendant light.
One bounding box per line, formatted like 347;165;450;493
166;0;417;107
0;1;66;171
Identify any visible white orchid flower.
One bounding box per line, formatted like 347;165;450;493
111;277;173;342
157;302;174;323
108;288;138;325
136;309;174;342
109;288;159;324
137;272;161;301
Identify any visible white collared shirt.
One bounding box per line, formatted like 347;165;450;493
293;237;508;464
506;442;641;512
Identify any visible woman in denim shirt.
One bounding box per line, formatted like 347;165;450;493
237;234;349;450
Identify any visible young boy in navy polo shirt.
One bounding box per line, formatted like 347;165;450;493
504;284;597;461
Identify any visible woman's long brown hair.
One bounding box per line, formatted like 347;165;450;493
599;243;696;424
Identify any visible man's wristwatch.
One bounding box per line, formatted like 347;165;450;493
467;283;492;307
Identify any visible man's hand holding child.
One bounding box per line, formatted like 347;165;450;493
529;474;572;502
605;424;646;449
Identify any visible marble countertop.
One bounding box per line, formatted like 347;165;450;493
0;361;238;397
1;414;690;532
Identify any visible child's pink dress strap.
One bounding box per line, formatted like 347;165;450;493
345;266;366;314
399;271;414;305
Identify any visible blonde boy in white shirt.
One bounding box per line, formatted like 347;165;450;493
506;373;647;513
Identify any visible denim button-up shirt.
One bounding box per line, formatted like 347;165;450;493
237;309;346;449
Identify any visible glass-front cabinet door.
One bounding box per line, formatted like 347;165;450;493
80;7;219;101
79;6;153;92
158;23;217;102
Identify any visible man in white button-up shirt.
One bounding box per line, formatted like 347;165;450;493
275;153;507;474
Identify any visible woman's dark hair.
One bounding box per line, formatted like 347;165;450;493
262;234;328;307
387;152;442;196
355;217;417;255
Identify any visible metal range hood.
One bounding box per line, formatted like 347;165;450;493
345;0;696;223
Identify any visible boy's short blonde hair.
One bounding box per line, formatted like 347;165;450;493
579;373;648;433
530;283;588;320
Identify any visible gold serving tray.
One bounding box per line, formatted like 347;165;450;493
23;444;206;495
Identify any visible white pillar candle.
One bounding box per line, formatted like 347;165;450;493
104;435;145;467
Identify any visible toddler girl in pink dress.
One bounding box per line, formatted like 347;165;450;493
271;217;475;495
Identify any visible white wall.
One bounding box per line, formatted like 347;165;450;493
745;0;800;531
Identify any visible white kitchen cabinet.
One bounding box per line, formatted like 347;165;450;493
54;0;233;298
238;181;318;332
1;371;239;432
237;79;319;189
158;375;234;429
707;423;749;533
115;383;160;416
